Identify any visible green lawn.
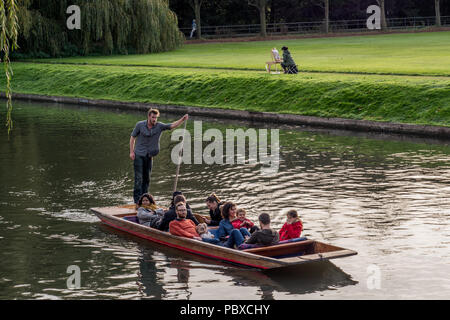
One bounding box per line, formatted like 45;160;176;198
32;31;450;76
4;62;450;127
5;31;450;127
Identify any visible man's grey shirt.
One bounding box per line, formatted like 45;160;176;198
131;121;172;157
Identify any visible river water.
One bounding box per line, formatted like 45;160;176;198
0;100;449;300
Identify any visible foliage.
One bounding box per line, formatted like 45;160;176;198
1;0;19;136
15;0;184;58
169;0;450;27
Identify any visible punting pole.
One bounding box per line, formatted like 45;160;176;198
173;117;188;193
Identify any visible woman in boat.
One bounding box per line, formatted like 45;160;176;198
279;209;303;241
204;193;223;226
217;201;251;248
136;193;164;228
158;191;199;231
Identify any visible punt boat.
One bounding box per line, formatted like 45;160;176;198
92;205;357;270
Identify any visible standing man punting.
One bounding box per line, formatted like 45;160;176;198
130;108;188;204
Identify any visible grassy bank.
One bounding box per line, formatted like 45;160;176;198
3;62;449;127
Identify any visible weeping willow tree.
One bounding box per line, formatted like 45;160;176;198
15;0;184;57
1;0;18;136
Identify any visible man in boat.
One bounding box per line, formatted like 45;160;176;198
169;202;202;240
244;213;279;246
130;109;188;205
158;192;199;231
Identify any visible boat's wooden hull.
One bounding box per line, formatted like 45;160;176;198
91;206;357;270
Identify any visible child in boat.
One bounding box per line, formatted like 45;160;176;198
196;223;215;239
279;209;303;241
195;222;221;245
232;208;259;233
244;213;279;246
136;193;164;228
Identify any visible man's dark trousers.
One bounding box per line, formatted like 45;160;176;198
133;155;153;204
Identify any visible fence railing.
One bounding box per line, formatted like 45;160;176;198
181;16;450;39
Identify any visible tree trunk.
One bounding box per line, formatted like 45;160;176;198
259;0;267;37
324;0;329;34
377;0;388;30
435;0;441;27
270;0;276;24
194;0;202;39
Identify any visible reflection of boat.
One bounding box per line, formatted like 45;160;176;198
92;205;357;270
226;260;358;297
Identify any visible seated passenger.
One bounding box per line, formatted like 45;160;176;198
195;223;221;244
232;208;259;234
196;223;215;240
204;193;224;226
136;193;164;228
169;202;202;240
279;209;303;241
158;191;199;231
217;202;251;248
245;213;279;246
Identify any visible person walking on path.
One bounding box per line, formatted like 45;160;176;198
130;108;188;204
190;19;197;38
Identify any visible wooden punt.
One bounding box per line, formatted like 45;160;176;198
91;205;357;270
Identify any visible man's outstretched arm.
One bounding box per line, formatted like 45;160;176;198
170;114;189;129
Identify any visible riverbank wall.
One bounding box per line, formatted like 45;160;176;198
5;92;450;139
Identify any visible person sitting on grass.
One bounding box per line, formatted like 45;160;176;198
158;192;199;231
232;208;259;234
217;201;251;248
169;202;202;240
136;193;164;228
244;213;279;246
279;209;303;241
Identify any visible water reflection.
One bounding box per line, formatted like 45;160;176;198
1;100;449;299
102;224;357;299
